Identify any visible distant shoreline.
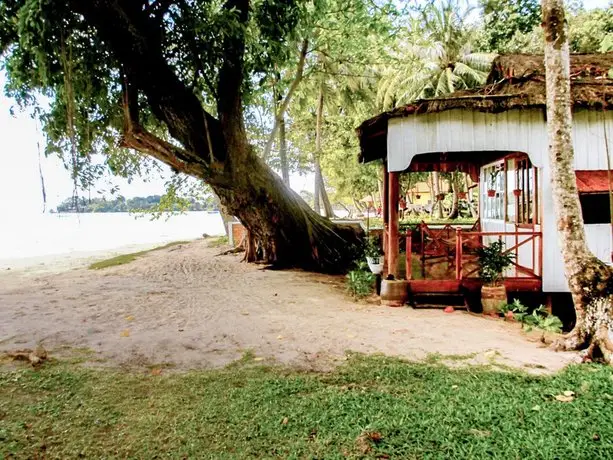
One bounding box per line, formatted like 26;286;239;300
0;239;200;275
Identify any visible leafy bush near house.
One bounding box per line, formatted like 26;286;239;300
499;299;563;333
364;236;383;259
476;240;515;286
346;262;375;298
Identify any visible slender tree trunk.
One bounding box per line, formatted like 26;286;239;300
377;178;384;211
467;178;478;218
431;171;443;218
447;172;460;219
262;40;309;161
353;197;365;214
319;170;335;218
278;115;290;186
314;166;322;214
542;0;613;362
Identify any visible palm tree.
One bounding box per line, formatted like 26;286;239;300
377;0;495;109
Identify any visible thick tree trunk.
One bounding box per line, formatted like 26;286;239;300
431;171;443;219
73;0;361;273
313;84;334;218
542;0;613;362
279;116;290;186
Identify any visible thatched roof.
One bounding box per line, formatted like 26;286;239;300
358;53;613;163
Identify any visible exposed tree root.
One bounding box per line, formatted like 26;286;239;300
215;247;245;257
553;297;613;363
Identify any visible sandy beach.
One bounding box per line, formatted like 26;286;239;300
0;238;578;372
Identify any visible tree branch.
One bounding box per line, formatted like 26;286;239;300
217;0;249;126
262;38;309;161
119;73;216;181
70;0;225;166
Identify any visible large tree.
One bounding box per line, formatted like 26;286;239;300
0;0;368;271
542;0;613;362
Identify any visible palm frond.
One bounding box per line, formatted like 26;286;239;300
462;53;497;72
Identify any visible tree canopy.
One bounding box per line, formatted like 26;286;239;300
2;0;613;269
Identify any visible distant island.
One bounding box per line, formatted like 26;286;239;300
54;195;218;213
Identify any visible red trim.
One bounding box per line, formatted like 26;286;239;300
408;279;542;293
575;170;613;193
409;280;461;293
388;172;399;278
382;162;389;276
405;234;412;281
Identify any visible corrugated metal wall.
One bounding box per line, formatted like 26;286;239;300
387;108;613;292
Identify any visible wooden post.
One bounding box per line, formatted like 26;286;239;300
382;162;389;277
455;228;462;281
388;171;399;279
406;233;412;281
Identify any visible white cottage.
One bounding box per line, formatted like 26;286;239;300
357;53;613;300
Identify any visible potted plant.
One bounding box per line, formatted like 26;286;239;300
513;189;522;197
458;191;467;199
364;237;383;274
436;193;446;201
487;167;500;197
476;240;515;316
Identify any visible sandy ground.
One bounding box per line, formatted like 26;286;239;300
0;241;182;274
0;239;578;372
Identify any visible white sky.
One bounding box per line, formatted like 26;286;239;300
0;0;610;215
0;71;313;215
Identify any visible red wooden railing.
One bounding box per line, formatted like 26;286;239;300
457;231;542;281
405;225;542;282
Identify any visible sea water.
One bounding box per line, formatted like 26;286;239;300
0;211;225;262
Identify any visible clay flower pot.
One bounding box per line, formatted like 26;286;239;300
481;284;507;316
487;189;496;197
436;193;446;201
415;194;421;199
513;189;522;197
380;279;408;307
458;192;467;199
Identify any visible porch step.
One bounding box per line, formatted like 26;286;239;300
410;292;468;310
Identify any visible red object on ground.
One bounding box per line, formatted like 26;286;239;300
444;306;455;313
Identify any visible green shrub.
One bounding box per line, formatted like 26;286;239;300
364;236;382;259
346;262;375;298
499;299;563;333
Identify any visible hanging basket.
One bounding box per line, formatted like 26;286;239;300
513;189;522;197
487;189;496;197
366;256;384;275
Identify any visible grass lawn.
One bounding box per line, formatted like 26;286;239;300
88;241;190;270
1;355;612;459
